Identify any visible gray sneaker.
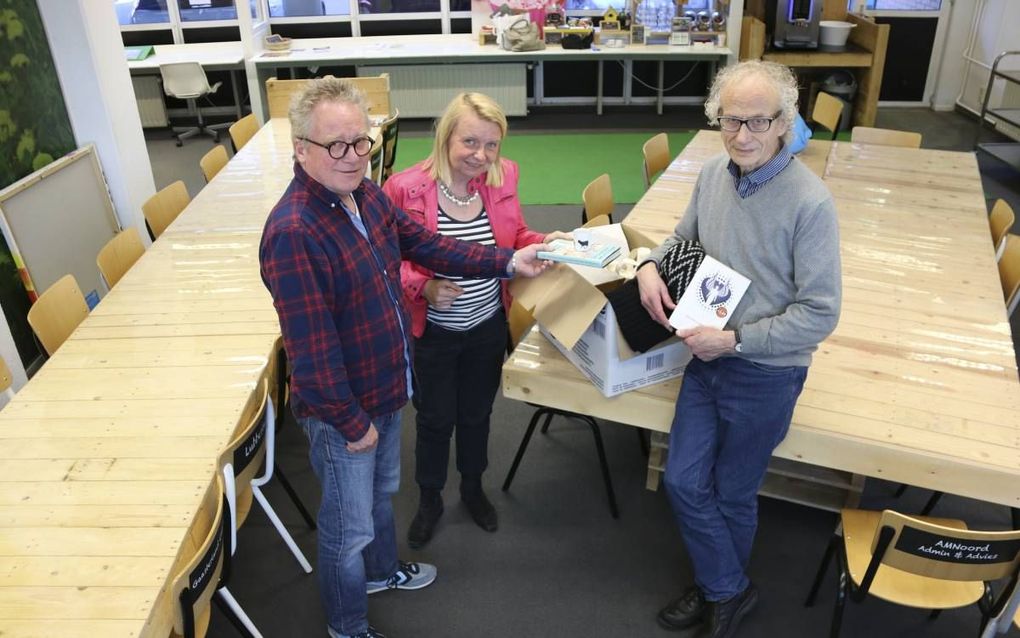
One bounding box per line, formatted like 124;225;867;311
366;561;437;594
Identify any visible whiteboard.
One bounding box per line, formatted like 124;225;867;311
0;145;120;307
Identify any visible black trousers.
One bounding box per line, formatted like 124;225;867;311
411;309;506;491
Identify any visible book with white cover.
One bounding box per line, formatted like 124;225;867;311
537;239;620;268
668;255;751;331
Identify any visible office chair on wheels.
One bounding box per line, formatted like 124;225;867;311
160;62;232;147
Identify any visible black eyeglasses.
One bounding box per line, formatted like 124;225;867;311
300;136;375;159
716;113;782;133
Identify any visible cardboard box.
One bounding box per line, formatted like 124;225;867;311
511;223;691;397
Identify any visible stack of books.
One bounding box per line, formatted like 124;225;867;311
536;239;621;268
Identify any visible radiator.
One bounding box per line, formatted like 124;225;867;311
994;77;1020;142
359;64;527;118
132;76;168;128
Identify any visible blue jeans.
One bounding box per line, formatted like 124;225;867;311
299;411;402;636
663;357;807;601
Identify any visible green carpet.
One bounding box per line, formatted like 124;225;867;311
391;132;697;206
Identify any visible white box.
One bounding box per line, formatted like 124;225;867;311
512;222;691;397
540;302;691;397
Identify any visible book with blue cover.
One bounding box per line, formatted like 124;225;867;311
537;239;621;268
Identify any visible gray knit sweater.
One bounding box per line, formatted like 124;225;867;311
648;153;842;367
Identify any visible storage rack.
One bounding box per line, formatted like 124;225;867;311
976;50;1020;173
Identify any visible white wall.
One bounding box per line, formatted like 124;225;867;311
37;0;155;236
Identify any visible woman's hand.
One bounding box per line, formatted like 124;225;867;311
543;230;572;243
423;279;464;309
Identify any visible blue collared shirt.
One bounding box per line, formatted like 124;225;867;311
726;143;794;198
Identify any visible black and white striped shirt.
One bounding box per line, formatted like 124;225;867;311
426;205;502;331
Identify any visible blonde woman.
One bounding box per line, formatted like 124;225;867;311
384;92;566;549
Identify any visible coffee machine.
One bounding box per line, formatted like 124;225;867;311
767;0;821;49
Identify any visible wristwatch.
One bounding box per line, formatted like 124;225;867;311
505;255;517;277
733;328;743;353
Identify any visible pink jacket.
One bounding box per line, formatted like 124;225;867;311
383;158;545;338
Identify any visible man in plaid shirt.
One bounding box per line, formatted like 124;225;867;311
259;78;550;638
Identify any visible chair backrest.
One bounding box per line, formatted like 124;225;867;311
380;107;400;184
218;376;273;544
507;300;536;353
97;228;145;289
0;355;13;401
170;475;228;638
582;173;613;224
870;510;1020;583
265;74;391;119
369;137;384;185
811;91;843;140
200;145;229;182
228;113;258;152
999;233;1020;317
27;274;89;356
159;62;213;100
850;126;922;148
143;180;190;239
991;199;1015;257
642;132;670;189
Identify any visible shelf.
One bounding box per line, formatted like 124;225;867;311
979;143;1020;173
993;69;1020;83
763;42;872;68
987;107;1020;130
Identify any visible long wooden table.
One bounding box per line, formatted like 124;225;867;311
504;130;1020;510
0;120;299;636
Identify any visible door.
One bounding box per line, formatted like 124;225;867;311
857;0;952;106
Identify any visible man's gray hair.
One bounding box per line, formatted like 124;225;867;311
289;77;370;141
704;60;800;144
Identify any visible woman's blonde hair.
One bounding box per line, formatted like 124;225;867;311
425;92;508;188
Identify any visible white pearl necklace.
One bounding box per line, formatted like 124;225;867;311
438;181;479;207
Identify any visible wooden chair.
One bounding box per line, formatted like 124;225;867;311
169;475;260;638
999;233;1020;318
27;274;89;356
228;113;258;153
850;126;923;148
380;107;400;185
990;200;1015;262
97;228;145;289
267;337;317;530
805;509;1020;638
200;144;229;182
142;180;190;240
265;74;391;119
642;132;670;189
501;299;620;519
582;173;614;224
0;355;14;402
811;91;844;141
219;375;313;578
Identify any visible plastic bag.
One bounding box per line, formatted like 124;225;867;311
789;112;813;154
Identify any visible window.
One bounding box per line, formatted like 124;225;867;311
860;0;941;10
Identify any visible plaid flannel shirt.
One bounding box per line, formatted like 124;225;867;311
260;164;512;441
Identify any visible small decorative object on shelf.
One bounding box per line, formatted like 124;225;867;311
670;16;690;45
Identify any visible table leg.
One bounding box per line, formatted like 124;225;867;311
657;60;664;116
230;69;243;119
597;59;604;116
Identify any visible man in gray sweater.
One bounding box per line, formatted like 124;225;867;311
637;60;842;637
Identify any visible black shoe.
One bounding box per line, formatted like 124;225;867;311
407;489;443;549
692;584;758;638
460;481;498;532
657;585;706;631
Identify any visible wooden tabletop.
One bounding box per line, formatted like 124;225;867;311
0;120;298;636
504;130;1020;509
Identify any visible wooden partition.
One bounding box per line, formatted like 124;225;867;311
266;73;392;119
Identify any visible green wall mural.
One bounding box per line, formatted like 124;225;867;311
0;0;76;366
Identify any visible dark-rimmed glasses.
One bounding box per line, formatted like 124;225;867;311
300;136;375;160
716;113;782;133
